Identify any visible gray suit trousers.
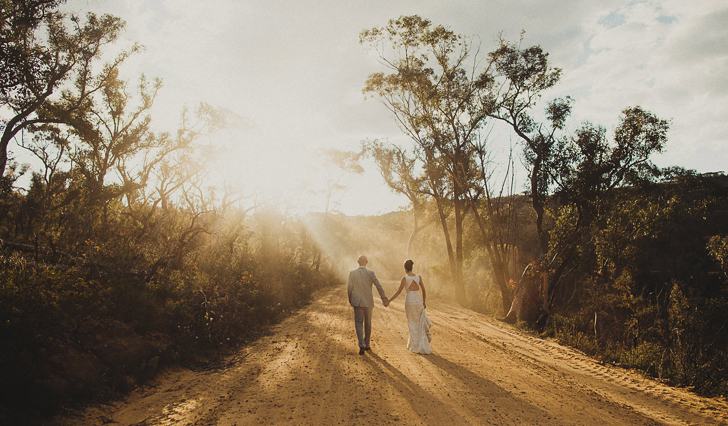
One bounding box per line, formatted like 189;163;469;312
354;306;373;348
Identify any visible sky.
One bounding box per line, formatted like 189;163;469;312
61;0;728;216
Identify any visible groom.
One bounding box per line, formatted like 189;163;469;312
347;255;388;355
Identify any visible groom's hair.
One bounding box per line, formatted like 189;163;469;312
358;255;368;266
404;259;414;272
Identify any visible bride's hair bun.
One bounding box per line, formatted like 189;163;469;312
404;259;414;272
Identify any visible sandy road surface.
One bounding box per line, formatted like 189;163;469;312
56;281;728;425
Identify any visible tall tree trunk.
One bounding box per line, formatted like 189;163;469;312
406;208;430;258
503;151;549;322
469;198;513;315
434;196;457;291
454;199;467;305
535;240;579;330
530;155;549;255
502;262;540;323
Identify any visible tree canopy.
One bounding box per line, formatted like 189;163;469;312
0;0;133;175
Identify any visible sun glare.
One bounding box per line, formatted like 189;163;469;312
213;132;325;213
211;126;406;216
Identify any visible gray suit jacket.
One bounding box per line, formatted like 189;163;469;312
348;266;388;307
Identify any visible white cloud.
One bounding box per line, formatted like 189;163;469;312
549;1;728;173
56;0;728;213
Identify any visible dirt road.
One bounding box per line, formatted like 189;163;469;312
57;281;728;425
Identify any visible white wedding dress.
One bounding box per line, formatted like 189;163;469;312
404;274;433;354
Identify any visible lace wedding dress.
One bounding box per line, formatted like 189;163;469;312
404;274;433;354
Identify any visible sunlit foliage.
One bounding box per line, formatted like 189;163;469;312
0;3;339;419
363;15;728;396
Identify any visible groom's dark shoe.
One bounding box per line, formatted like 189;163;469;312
359;347;366;355
364;347;371;351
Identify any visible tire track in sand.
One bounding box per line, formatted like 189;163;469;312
54;281;728;425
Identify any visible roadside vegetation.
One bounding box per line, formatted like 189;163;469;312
1;3;726;422
0;1;339;422
359;15;728;397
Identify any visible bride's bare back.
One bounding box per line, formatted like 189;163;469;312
405;274;420;291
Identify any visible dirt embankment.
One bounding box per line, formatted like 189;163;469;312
55;281;728;425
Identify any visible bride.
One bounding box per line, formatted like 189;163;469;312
386;259;432;354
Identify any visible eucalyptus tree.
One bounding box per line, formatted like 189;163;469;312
321;148;365;215
0;0;64;93
64;69;163;207
488;37;568;255
465;135;523;314
360;15;497;304
362;139;432;258
486;36;581;323
0;2;133;176
501;104;670;326
547;107;670;275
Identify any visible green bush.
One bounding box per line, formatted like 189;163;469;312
663;283;728;393
0;187;341;419
0;256;110;413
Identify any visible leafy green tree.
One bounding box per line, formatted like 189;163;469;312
488;35;671;327
0;3;133;176
361;15;497;304
504;107;670;327
64;69;163;206
533;107;670;327
1;0;64;91
488;37;566;255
